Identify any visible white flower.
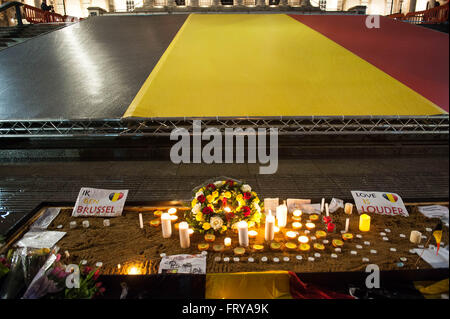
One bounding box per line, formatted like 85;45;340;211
195;190;204;198
192;203;201;214
241;184;252;193
253;202;261;213
214;181;225;187
210;216;224;230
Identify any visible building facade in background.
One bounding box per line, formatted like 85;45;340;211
6;0;446;18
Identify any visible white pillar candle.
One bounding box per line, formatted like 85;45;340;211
103;219;110;227
224;237;232;247
238;221;249;247
345;218;350;233
276;202;287;228
82;220;89;228
179;222;190;248
321;198;325;213
161;213;172;238
69;221;77;229
325;203;329;217
139;213;144;229
265;214;275;241
410;230;422;244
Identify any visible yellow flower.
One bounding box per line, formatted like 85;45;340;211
221;226;227;231
223;191;232;199
191;199;197;207
248;221;255;228
196;212;204;221
236;194;243;202
203;223;211;230
208;204;214;210
251;191;257;197
207;195;214;203
252;197;260;204
212;191;219;198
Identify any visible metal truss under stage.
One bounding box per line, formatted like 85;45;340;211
0;116;448;138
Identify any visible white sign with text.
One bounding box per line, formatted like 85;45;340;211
351;190;409;217
72;187;128;217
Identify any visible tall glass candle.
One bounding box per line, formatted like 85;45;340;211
265;214;275;241
359;214;371;232
276;202;287;228
161;213;172;238
344;203;353;215
179;222;190;248
238;221;249;247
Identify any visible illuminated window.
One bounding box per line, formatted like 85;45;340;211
288;0;301;6
154;0;167;6
199;0;212;5
243;0;256;5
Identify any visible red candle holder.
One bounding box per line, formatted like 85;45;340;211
327;222;336;233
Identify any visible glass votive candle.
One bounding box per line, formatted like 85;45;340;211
168;208;177;215
285;231;298;240
170;215;178;222
305;222;316;230
344;203;353;215
292;222;302;230
248;230;258;239
298;236;309;244
224;237;232;247
293;210;302;217
188;228;194;236
274;226;280;233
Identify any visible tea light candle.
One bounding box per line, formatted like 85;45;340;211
273;257;280;263
286;231;297;240
305;222;316;230
223;257;230;263
82;220;89;228
410;231;422;244
293;209;302;217
298;236;309;244
248;257;255;263
283;257;290;262
276;202;288;228
248;230;258;238
261;256;268;262
265;214;275;241
344;203;353;215
103;219;110;227
170;215;178;222
296;255;303;261
238;221;249;247
161;213;172;238
168;208;177;215
292;222;302;230
345;218;350;233
179;222;190;248
69;221;77;229
139;213;144;229
274;226;280;233
214;257;221;262
224;237;232;247
359;214;371;232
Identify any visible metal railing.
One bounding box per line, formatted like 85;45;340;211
22;4;79;24
387;2;449;24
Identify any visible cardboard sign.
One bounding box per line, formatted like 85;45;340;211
72;187;128;217
158;254;206;274
351;190;408;217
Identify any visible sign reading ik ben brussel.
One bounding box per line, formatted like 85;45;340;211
351;190;409;217
72;187;129;217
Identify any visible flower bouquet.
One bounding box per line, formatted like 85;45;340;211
185;178;263;234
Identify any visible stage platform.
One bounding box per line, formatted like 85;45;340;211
0;13;448;138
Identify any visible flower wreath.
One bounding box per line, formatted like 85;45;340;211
185;179;263;234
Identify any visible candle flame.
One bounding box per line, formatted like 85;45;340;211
128;266;140;275
168;208;177;215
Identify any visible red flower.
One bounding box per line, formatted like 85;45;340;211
243;192;252;200
95;282;103;288
83;266;92;275
206;184;216;190
242;206;251;217
226;180;234;186
222;197;227;207
93;269;100;281
202;206;214;215
99;287;106;293
197;194;206;203
225;212;235;221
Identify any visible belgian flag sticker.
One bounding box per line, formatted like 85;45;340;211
383;193;398;203
109;192;124;202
